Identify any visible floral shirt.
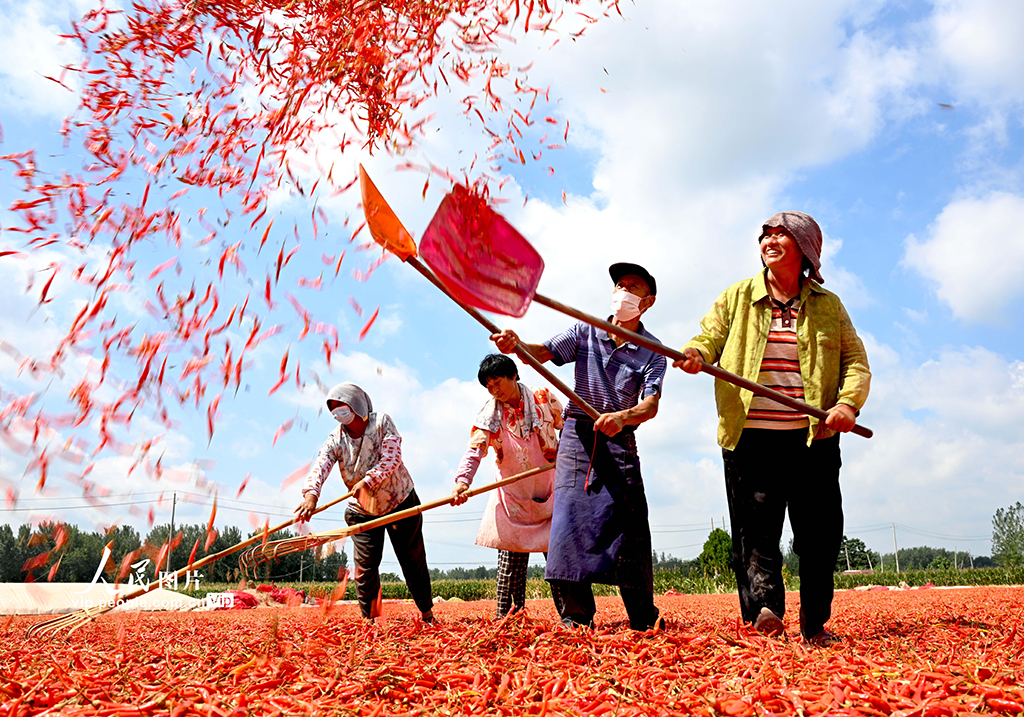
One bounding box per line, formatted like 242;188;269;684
456;385;564;485
303;412;414;516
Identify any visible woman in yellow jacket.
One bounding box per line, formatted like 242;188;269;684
676;211;870;647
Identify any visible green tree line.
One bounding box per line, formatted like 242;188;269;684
427;564;547;581
683;528;1001;579
0;522;347;586
7;502;1019;588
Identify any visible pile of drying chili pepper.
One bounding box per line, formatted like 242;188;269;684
3;587;1023;716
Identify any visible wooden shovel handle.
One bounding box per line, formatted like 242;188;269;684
405;256;600;420
533;293;873;439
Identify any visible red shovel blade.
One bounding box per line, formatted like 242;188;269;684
419;185;544;318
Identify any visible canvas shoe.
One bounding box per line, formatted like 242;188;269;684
753;607;785;637
804;630;841;647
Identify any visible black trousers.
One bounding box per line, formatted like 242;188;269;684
345;490;433;618
548;579;660;631
722;429;843;638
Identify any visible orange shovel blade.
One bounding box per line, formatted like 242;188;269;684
359;165;417;261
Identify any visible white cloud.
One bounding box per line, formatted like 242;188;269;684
920;0;1024;168
819;237;873;309
372;0;923;364
275;0;940;563
273;349;484;488
840;345;1024;554
1012;360;1024;391
632;336;1024;560
900;346;1024;438
902;192;1024;323
903;307;928;323
0;0;87;117
515;0;919;204
929;0;1024;107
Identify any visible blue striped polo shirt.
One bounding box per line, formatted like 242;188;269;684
543;320;667;420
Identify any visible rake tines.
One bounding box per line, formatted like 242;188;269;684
239;533;340;579
24;488;357;637
28;599;127;638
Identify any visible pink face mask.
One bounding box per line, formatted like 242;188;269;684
611;288;642;321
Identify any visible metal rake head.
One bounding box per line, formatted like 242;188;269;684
28;604;108;638
238;532;342;579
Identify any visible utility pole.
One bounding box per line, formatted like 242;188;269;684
166;492;177;579
867;552;874;571
954;546;958;570
299;552;304;582
844;544;851;571
892;523;900;573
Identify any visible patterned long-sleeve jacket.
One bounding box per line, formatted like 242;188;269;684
303;412;413;516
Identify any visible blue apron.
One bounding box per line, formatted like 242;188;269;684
544;419;654;590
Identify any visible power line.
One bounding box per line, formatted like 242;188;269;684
892;523;990;542
0;501;356;527
11;491;169;502
2;499;510;529
7;490;299;511
650;521;723;529
426;512;483;521
657;543;704;551
845;523;899;533
428;561;523;566
1;500;159;513
424;539;492;550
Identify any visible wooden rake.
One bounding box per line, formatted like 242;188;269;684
240;462;554;573
26;488;358;638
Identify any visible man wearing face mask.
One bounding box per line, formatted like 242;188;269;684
295;382;436;623
491;263;666;631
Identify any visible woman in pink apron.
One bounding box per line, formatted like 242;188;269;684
451;354;563;617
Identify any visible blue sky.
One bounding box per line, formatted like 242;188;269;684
1;0;1023;577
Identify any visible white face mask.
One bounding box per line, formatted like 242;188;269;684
331;406;355;425
611;288;643;321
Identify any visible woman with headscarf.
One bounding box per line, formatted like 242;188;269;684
295;382;435;623
674;211;870;647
